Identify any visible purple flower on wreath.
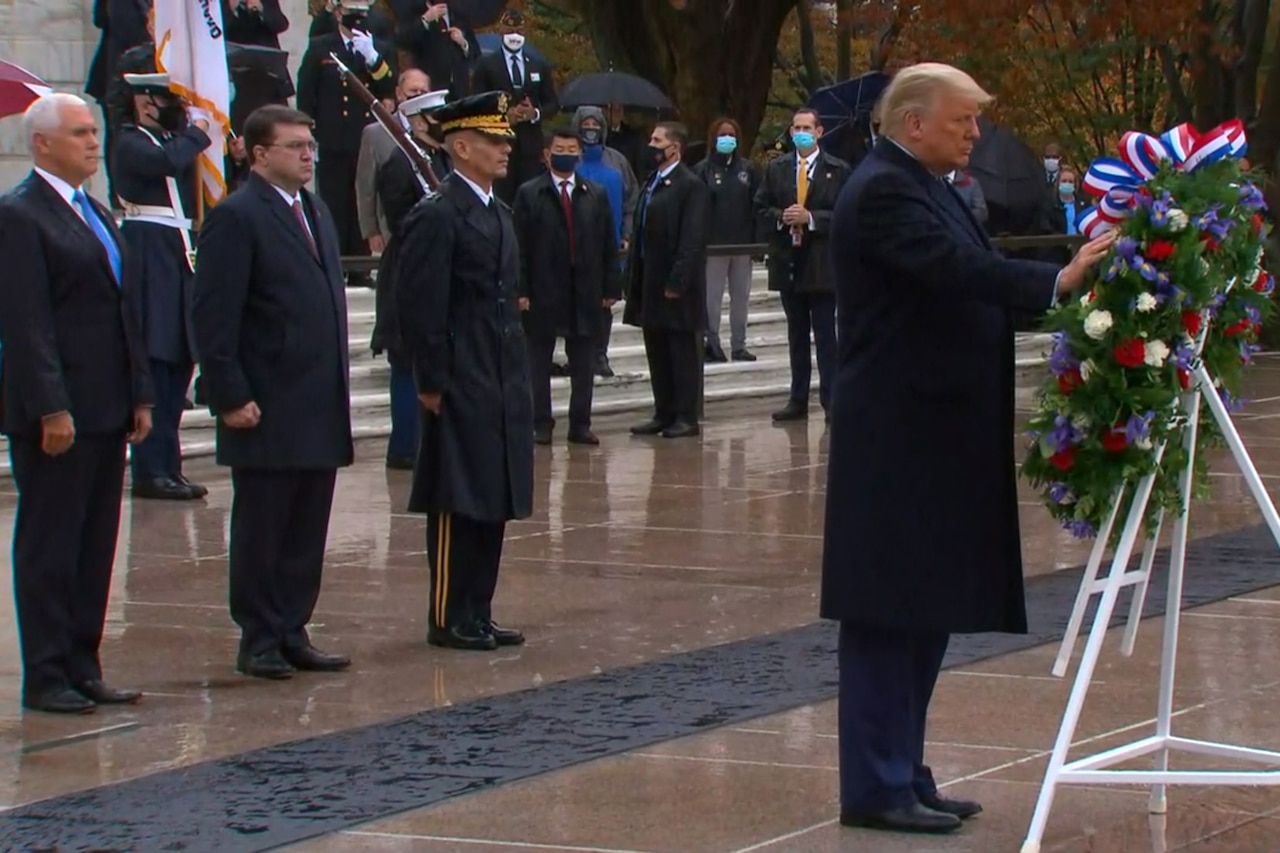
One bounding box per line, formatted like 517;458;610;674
1239;183;1267;211
1125;410;1155;445
1193;206;1232;241
1149;192;1173;226
1048;483;1076;505
1172;341;1196;370
1116;237;1139;262
1047;333;1079;376
1048;413;1082;453
1207;291;1227;319
1136;259;1160;282
1065;519;1097;539
1220;388;1246;413
1241;340;1262;364
1246;304;1262;325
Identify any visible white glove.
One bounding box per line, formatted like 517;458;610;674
350;30;379;65
188;107;213;128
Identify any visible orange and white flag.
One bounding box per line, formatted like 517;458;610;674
153;0;232;208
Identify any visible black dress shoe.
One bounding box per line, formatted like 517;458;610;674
480;621;526;646
839;802;962;834
282;644;351;672
772;402;809;422
236;649;295;679
630;419;669;436
919;792;982;819
75;680;141;705
731;348;757;362
594;358;614;378
661;421;700;438
176;474;208;498
533;427;553;445
386;455;415;470
567;429;599;445
428;625;498;651
132;477;199;500
23;688;95;715
704;343;728;363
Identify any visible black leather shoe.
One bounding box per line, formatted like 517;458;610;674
386;455;415;470
428;625;498;651
23;688;95;715
772;402;809;422
567;429;599;445
731;348;757;362
282;644;351;672
661;421;700;438
839;803;962;834
704;343;727;363
594;358;614;378
236;649;295;679
132;477;199;500
919;793;982;820
533;427;553;445
481;621;526;646
75;679;141;705
630;419;669;436
176;474;208;499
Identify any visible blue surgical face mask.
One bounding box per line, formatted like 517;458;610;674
715;135;737;155
1059;182;1075;198
549;153;579;174
792;130;816;151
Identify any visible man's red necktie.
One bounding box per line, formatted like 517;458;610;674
292;199;318;258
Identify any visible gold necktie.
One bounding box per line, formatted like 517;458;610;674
797;159;810;207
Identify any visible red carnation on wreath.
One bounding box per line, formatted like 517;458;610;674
1057;367;1083;395
1182;311;1202;336
1101;430;1128;453
1146;240;1176;261
1113;338;1146;368
1049;447;1077;471
1224;318;1252;336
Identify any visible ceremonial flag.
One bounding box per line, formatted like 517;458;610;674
153;0;233;209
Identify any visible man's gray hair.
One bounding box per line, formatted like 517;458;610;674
21;92;88;154
879;63;992;136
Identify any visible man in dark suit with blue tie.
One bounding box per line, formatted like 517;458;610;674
821;63;1115;835
0;93;154;714
192;104;354;680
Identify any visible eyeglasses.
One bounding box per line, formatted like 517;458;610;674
270;140;318;153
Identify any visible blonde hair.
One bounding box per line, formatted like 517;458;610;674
879;63;992;136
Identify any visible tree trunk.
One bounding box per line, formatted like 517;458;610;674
836;0;854;81
571;0;800;149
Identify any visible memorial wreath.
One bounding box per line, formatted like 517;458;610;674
1022;120;1273;540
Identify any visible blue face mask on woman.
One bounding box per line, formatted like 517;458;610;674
715;135;737;155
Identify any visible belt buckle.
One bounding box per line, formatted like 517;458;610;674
123;202;142;217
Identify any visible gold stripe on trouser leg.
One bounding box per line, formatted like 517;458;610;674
435;513;452;629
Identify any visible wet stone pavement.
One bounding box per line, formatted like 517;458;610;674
3;359;1280;851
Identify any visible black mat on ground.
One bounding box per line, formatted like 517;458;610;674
3;523;1278;852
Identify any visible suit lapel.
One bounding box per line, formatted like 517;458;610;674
29;174;117;286
253;175;324;268
445;175;500;247
873;140;988;248
931;180;986;247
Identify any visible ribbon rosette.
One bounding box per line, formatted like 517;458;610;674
1074;119;1248;238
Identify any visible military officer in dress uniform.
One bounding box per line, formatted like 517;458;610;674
394;91;534;651
110;46;213;500
297;0;396;287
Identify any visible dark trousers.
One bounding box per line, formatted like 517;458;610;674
129;358;192;482
229;468;338;656
388;360;419;461
597;305;615;361
10;434;127;697
316;151;367;282
838;623;950;811
529;333;594;431
780;291;837;410
642;328;701;425
426;511;506;630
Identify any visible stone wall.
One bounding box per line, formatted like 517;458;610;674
0;0;313;193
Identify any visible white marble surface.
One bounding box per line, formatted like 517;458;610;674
0;0;313;194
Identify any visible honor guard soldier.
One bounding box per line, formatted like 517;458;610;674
109;45;213;500
297;0;396;287
395;91;534;651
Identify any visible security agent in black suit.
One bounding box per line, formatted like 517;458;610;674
470;9;559;203
514;128;619;446
395;91;534;651
623;122;710;439
393;1;480;99
0;94;153;714
296;0;397;287
191;105;355;680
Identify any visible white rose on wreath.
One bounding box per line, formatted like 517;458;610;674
1083;309;1114;340
1167;208;1189;231
1080;359;1097;380
1144;339;1170;367
1136;292;1158;312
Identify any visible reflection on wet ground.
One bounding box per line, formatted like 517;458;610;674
5;358;1280;851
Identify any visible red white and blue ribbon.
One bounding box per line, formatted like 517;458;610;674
1074;119;1249;239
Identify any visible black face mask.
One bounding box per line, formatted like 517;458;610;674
646;143;670;168
152;98;187;132
579;128;603;147
340;12;367;30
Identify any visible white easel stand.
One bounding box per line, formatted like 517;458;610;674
1020;361;1280;853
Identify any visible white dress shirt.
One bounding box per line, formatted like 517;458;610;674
271;182;315;241
455;170;495;206
552;172;577;194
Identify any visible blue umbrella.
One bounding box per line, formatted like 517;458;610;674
805;71;891;164
476;33;546;64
